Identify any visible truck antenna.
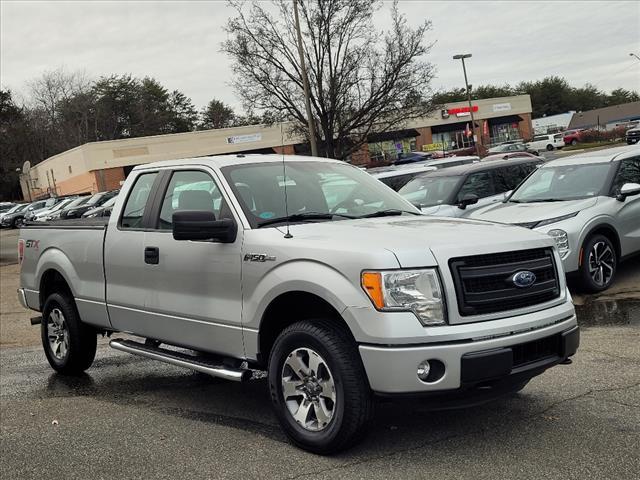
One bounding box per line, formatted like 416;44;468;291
281;122;293;239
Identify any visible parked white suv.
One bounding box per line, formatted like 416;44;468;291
527;134;565;152
469;146;640;292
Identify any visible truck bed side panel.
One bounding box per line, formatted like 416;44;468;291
20;225;111;328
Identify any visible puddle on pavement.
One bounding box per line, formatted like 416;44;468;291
575;299;640;328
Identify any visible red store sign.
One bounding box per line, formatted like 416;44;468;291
447;106;479;115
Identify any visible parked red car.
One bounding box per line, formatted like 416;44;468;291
563;129;585;146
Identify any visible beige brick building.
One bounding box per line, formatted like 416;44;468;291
21;95;533;199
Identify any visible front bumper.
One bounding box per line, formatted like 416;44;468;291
359;315;578;393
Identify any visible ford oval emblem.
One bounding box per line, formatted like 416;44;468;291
512;270;536;288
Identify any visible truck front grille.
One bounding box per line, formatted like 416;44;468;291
449;248;561;316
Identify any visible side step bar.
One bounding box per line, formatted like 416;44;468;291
109;339;251;382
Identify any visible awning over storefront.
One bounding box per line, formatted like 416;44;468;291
488;115;523;126
367;128;420;143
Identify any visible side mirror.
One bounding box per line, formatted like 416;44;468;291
617;182;640;201
172;210;237;243
458;193;479;209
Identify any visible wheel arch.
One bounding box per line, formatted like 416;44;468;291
39;268;74;311
579;223;621;266
256;290;356;368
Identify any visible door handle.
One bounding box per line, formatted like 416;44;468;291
144;246;159;265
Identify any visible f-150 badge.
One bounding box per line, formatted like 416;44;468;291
244;253;276;262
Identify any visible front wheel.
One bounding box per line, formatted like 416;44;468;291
579;234;617;293
12;217;24;228
41;293;97;374
546;144;554;151
268;319;373;454
571;139;578;146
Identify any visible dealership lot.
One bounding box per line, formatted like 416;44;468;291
1;229;639;479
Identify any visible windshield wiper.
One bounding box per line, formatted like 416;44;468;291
257;212;356;228
519;198;565;203
358;209;422;218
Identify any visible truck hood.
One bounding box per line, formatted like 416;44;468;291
277;215;554;268
468;198;597;225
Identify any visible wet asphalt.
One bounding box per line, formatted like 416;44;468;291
1;323;638;480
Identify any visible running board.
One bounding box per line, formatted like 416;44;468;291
109;339;251;382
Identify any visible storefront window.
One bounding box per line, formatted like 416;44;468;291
368;137;417;163
490;122;521;145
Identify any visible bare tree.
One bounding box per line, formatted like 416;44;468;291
222;0;437;159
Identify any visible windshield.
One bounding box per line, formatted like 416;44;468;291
5;204;25;214
49;198;74;212
510;163;612;202
85;193;105;206
398;175;462;207
65;196;90;209
222;161;418;228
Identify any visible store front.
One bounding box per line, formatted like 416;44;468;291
367;129;419;163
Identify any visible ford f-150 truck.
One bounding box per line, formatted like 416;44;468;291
18;154;579;453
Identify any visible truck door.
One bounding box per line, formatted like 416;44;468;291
104;170;160;330
139;167;244;357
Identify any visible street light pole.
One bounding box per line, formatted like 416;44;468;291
453;53;482;158
630;53;640;62
293;0;318;157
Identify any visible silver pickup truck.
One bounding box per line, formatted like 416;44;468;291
18;154;579;453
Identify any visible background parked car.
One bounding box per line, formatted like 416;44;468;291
32;197;78;221
60;190;119;219
82;196;118;218
0;202;16;213
482;152;541;162
47;195;92;221
25;196;68;221
369;164;437;191
563;129;585;146
0;203;31;228
487;142;540;156
626;126;640;145
398;157;543;217
393;151;434;165
468;145;640;292
527;133;565;152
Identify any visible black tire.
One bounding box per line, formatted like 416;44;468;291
268;319;373;454
571;139;578;146
12;216;24;228
546;144;554;151
579;234;617;293
41;293;97;375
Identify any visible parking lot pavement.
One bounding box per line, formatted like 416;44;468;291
1;265;639;479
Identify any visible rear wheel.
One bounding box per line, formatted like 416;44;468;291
571;139;578;146
41;293;97;374
12;217;24;228
579;234;617;293
546;144;554;151
268;319;373;454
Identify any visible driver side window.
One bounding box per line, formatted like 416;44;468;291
612;158;640;194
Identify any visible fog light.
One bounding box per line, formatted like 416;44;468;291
417;359;445;383
417;360;431;381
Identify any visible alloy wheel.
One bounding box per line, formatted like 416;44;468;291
588;241;615;287
47;308;70;360
281;347;336;431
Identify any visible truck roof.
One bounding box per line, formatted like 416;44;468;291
133;154;344;171
543;145;640;167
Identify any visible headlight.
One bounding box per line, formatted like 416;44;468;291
535;212;578;228
548;229;570;258
361;269;446;326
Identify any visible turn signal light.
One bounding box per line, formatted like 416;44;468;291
361;272;384;309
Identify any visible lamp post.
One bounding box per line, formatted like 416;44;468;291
293;0;318;157
453;53;482;158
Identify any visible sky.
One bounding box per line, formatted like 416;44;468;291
2;0;639;112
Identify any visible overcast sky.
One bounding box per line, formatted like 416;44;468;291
2;0;639;112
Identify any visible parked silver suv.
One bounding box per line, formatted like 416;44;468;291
469;146;640;291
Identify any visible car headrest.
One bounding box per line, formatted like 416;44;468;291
178;190;214;211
